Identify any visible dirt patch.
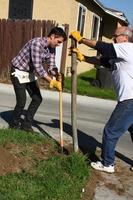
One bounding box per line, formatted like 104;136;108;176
82;170;104;200
0;142;132;200
0;142;53;175
64;146;133;199
82;159;133;200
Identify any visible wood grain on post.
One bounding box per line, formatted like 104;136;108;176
71;38;79;152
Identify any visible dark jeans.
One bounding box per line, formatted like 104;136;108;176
10;74;42;128
101;99;133;166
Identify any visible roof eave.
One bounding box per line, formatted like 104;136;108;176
93;0;129;24
104;9;129;24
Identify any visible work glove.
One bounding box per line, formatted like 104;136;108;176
69;48;85;62
70;31;83;43
50;79;62;91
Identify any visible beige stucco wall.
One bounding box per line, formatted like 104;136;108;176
33;0;77;29
0;0;9;18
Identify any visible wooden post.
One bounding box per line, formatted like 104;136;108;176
71;38;79;152
58;73;64;153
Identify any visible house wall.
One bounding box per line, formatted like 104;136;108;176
74;0;104;74
33;0;75;28
65;0;105;75
0;0;9;18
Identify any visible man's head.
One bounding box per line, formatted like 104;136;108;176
113;26;133;43
47;27;67;48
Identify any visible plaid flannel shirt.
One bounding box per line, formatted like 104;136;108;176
12;37;56;77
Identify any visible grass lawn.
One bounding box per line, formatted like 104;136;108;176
64;69;116;100
0;129;90;200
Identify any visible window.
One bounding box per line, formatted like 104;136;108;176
91;14;100;40
9;0;33;19
77;4;86;36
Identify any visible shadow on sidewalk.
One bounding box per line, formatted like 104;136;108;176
0;110;13;125
1;110;133;166
33;118;133;166
33;118;101;161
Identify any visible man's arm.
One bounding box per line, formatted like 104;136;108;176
81;39;117;58
85;55;117;71
80;38;97;48
84;56;101;65
70;47;117;70
31;40;49;78
30;41;61;90
70;47;101;64
70;31;117;58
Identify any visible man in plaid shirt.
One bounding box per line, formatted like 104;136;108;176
10;27;67;132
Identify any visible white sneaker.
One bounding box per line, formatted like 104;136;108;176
130;166;133;171
91;161;114;173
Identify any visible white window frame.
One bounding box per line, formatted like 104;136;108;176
77;4;86;36
55;26;64;71
91;14;100;40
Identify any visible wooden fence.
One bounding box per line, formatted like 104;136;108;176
0;19;69;82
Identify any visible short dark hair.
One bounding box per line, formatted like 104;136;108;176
48;27;67;41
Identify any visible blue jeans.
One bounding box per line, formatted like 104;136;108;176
101;99;133;166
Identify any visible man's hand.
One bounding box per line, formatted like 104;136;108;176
49;67;58;77
69;48;85;62
70;31;83;43
56;73;64;89
50;79;62;91
56;73;62;82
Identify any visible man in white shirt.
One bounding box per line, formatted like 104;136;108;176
70;26;133;173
